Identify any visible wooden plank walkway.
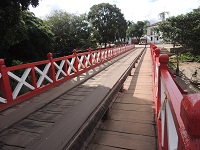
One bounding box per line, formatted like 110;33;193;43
88;48;157;150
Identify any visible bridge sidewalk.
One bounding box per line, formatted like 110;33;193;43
88;48;157;150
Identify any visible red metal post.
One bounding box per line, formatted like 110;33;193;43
0;59;13;102
106;47;108;60
83;54;86;69
88;47;93;65
47;53;56;82
31;66;37;89
155;48;161;114
99;47;102;62
73;49;79;72
158;54;169;150
64;59;69;76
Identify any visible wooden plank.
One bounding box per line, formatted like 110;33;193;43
112;103;155;112
100;120;156;136
87;48;157;150
93;130;156;150
89;144;122;150
109;109;154;123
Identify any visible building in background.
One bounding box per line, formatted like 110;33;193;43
140;22;163;44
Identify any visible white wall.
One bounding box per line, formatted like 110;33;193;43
146;24;162;44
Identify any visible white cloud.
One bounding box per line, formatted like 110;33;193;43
29;0;199;23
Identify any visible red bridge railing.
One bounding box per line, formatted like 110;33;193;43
150;42;200;150
0;45;135;111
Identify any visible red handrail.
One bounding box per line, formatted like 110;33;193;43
150;42;200;150
0;45;135;111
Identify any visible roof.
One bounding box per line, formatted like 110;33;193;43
147;21;162;27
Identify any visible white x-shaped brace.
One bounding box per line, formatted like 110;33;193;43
107;50;111;58
54;60;67;80
66;57;77;75
92;52;100;64
0;97;6;103
104;51;108;59
77;55;85;70
101;51;106;61
35;63;53;88
8;68;35;99
85;54;92;67
91;53;96;64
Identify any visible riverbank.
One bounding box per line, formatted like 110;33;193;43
157;44;200;93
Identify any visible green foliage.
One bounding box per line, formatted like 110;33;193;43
0;0;54;65
1;11;54;66
158;7;200;55
180;52;200;62
88;3;127;46
0;0;40;48
126;21;146;41
45;10;95;56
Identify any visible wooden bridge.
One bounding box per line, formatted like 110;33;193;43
0;44;200;150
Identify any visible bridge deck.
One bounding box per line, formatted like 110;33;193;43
0;47;157;150
88;48;157;149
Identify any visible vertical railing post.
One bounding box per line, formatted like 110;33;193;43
0;59;13;102
106;47;109;60
154;48;160;116
73;49;79;72
113;46;115;57
111;46;113;58
64;59;68;76
83;54;86;69
31;66;37;89
88;47;93;66
158;54;170;150
47;53;56;82
99;47;102;62
158;54;169;116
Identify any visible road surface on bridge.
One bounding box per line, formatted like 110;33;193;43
0;47;147;150
87;47;157;150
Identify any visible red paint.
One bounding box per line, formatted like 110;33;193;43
48;52;56;82
150;42;200;150
0;45;134;111
181;94;200;137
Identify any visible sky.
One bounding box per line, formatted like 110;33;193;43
29;0;200;23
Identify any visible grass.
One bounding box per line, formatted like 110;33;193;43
180;52;200;62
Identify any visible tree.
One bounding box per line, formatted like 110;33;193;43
45;10;94;56
143;20;150;35
158;7;200;74
88;3;127;47
3;11;54;65
159;7;200;55
0;0;40;51
126;21;146;41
